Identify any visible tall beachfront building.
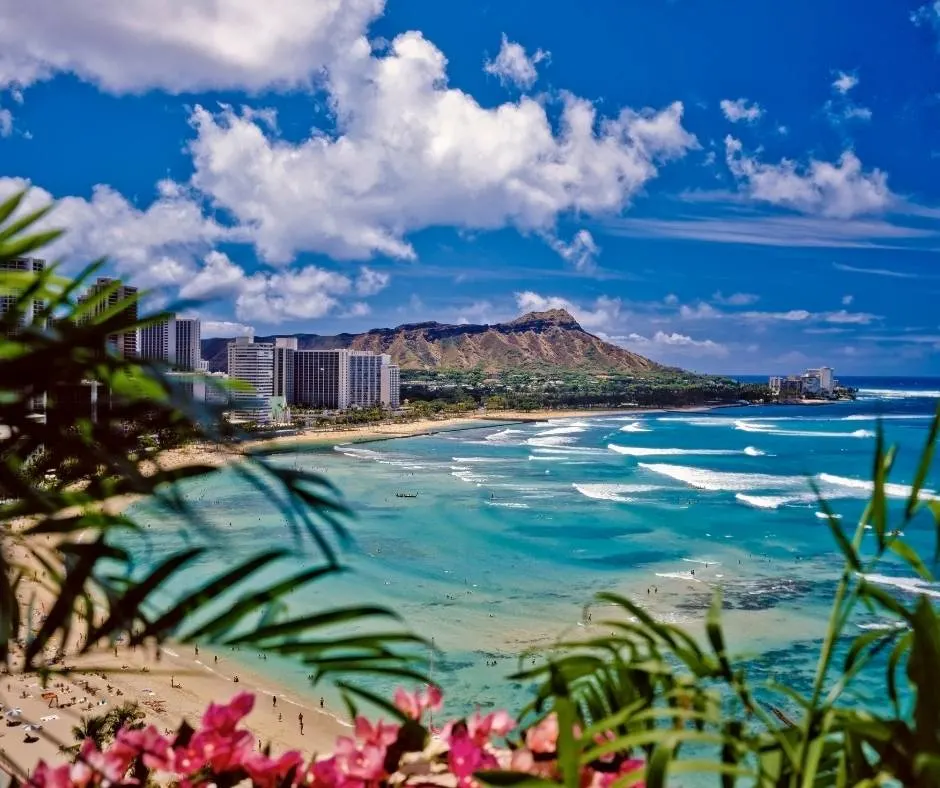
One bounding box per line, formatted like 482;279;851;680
0;257;46;336
140;315;202;371
381;362;400;408
140;317;177;365
294;349;350;409
77;277;139;358
175;318;201;371
273;337;298;401
226;336;274;421
348;351;385;408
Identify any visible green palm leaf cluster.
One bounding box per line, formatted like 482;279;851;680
0;191;427;719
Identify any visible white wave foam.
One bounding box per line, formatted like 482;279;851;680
734;420;874;439
485;428;526;443
815;511;843;520
656;416;743;427
334;445;384;459
572;483;662;503
485;501;529;509
451;469;489;484
863;574;940;600
528;454;568;461
546;419;594;427
818;473;939;501
743;446;765;456
535;426;587;437
639;463;804;492
735;493;802;509
527;435;575;448
655;571;702;582
608;443;743;457
682;558;720;566
620;421;651;433
532;446;609;456
858;388;940;400
857;621;908;631
843;414;933;421
452;457;512;464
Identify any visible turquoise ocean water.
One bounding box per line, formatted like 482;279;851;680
132;378;940;723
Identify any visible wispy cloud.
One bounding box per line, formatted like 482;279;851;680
832;262;922;278
602;214;936;249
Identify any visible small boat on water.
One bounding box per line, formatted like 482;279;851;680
396;492;418;498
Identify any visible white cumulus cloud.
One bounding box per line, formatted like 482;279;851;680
355;266;390;296
546;229;600;272
621;331;729;357
514;291;622;332
483;34;549;90
186;31;696;264
0;177;226;288
719;98;763;124
724;136;892;218
0;0;385;93
712;291;759;306
179;250;368;324
832;71;859;94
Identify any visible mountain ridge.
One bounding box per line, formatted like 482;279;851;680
200;309;664;374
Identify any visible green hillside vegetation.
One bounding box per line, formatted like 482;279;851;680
401;367;771;411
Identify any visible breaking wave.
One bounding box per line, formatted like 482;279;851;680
608;444;745;457
535;426;588;437
620;422;651;433
527;435;575;448
573;483;662;503
817;473;939;500
743;446;766;456
638;463;803;492
863;574;940;600
857;388;940;400
734;421;874;439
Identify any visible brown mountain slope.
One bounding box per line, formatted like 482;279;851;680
347;309;660;373
201;309;663;373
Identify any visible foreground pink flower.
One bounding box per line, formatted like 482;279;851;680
466;710;515;745
333;736;388;781
590;758;646;788
110;725;173;771
393;685;442;721
525;712;560;754
243;749;305;788
448;732;499;788
354;716;400;747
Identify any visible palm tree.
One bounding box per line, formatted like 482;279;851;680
64;714;110;754
103;703;145;739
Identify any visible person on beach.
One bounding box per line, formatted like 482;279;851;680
299;712;304;735
273;696;277;708
320;697;324;708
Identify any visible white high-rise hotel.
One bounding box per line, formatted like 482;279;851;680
222;337;400;421
139;314;202;371
227;336;274;420
247;343;400;413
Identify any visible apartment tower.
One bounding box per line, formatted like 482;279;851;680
294;349;350;409
0;257;46;336
226;336;274;421
77;277;139;358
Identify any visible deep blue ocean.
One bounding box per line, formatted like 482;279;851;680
132;378;940;725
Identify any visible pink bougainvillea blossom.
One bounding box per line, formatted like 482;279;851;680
25;688;644;788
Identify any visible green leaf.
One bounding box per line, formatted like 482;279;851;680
905;404;939;523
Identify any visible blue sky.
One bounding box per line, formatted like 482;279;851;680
1;0;939;375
